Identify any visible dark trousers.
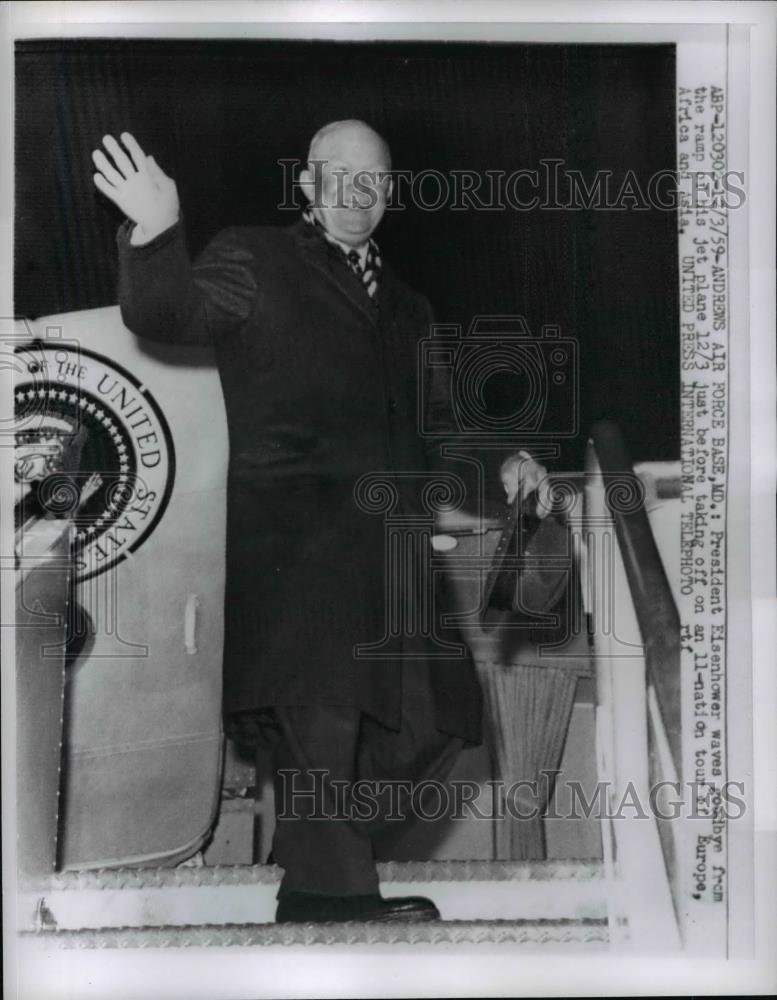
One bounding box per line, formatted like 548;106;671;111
270;663;464;896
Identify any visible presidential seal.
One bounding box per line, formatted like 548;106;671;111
14;343;175;581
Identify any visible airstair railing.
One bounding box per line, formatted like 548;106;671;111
585;420;682;950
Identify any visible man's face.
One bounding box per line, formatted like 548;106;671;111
301;125;392;248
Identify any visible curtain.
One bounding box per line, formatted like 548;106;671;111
15;38;678;467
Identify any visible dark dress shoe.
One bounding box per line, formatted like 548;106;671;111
275;890;440;923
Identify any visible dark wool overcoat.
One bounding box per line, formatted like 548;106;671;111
117;218;483;744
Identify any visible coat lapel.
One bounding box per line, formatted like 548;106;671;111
374;261;401;333
289;219;378;326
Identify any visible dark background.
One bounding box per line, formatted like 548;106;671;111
15;38;679;466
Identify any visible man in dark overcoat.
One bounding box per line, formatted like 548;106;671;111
92;120;546;922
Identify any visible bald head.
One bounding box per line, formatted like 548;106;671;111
301;119;393;248
308;119;391;172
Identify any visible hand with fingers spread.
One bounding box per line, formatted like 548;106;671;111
500;449;551;517
92;132;180;245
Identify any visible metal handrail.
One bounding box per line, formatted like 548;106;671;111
589;420;682;777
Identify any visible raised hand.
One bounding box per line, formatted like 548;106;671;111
92;133;180;244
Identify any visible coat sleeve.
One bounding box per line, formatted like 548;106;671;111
116;220;258;346
420;299;460;457
419;299;479;509
420;301;545;512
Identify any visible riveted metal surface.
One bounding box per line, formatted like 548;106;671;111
21;917;610;949
23;858;604;894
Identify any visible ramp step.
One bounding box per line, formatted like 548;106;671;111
20;860;607;932
29;858;604;891
21;917;609;949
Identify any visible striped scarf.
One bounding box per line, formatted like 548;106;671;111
302;206;382;299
